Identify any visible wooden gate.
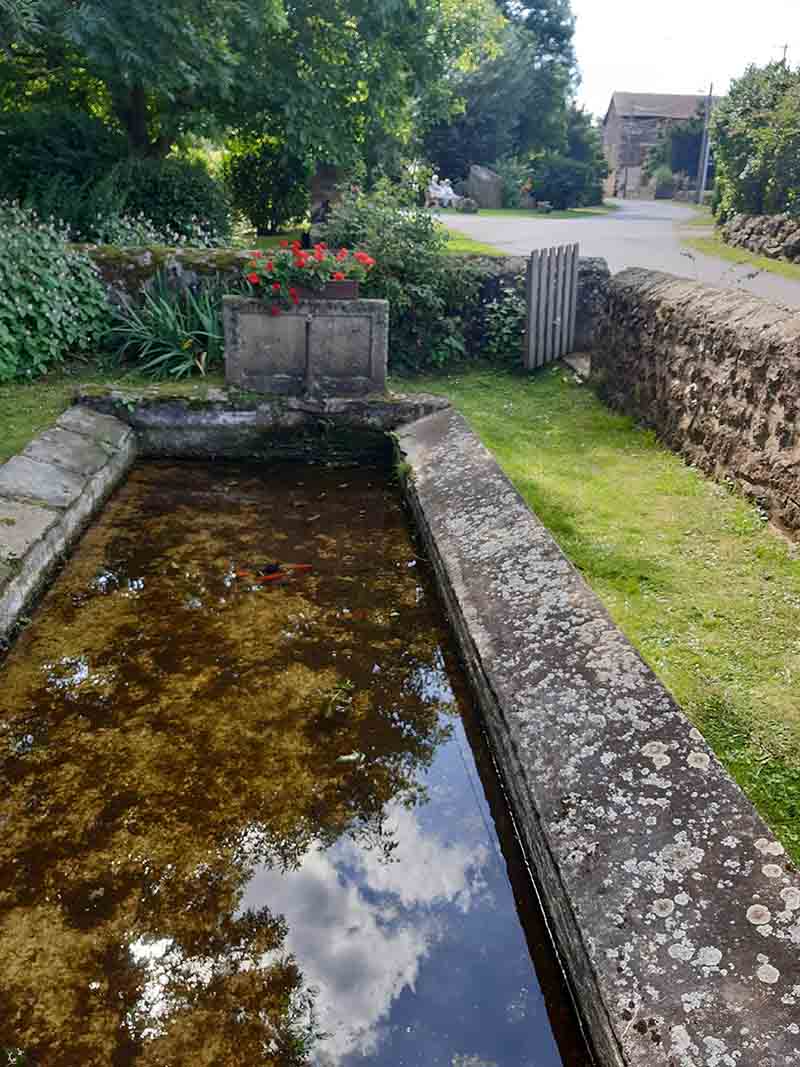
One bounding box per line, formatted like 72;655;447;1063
523;243;579;370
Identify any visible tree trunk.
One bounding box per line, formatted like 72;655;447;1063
113;83;170;158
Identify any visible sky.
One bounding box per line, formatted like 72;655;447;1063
572;0;800;119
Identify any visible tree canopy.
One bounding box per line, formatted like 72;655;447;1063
711;61;800;219
423;0;576;179
0;0;501;163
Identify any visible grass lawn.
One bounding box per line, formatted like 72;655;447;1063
444;229;506;256
683;234;800;283
396;366;800;862
439;203;618;221
0;366;225;464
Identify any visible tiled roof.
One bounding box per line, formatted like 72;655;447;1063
607;92;712;121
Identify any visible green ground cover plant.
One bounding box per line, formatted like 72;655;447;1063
399;366;800;862
0;202;110;381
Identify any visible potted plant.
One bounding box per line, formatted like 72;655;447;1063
243;240;376;314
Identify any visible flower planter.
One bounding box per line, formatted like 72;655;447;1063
294;280;360;301
223;295;388;398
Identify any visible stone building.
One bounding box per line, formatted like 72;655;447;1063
602;92;709;198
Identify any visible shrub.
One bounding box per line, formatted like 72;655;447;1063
0;108;127;207
483;281;526;362
110;158;232;245
222;137;310;235
528;155;601;210
493;157;530;208
712;62;800;220
320;183;482;372
0;202;110;381
108;273;231;379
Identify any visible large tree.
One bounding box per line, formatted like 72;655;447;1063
424;0;576;178
0;0;496;163
711;61;800;219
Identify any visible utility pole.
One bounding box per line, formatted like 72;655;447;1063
696;82;713;205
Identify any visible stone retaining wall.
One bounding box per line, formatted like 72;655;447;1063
722;212;800;263
593;269;800;532
84;247;607;362
0;407;136;642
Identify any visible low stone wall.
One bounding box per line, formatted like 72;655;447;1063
722;212;800;263
593;269;800;531
85;247;607;362
0;407;136;642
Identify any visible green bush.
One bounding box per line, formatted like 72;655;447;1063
712;62;800;220
528;155;601;210
108;273;233;379
110;158;232;245
0;108;127;207
0;202;111;381
321;184;482;372
493;157;530;208
222;136;310;235
483;282;526;362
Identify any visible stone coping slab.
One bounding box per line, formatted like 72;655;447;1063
0;406;136;641
397;408;800;1067
76;389;450;459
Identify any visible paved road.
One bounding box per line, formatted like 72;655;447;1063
444;199;800;309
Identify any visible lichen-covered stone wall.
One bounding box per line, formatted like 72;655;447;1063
84;246;607;362
593;268;800;532
722;212;800;263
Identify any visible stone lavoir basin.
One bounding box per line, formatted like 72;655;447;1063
0;458;588;1066
1;391;799;1067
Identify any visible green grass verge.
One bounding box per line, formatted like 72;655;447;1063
439;203;618;221
683;235;800;282
395;366;800;862
0;366;225;464
252;229;306;250
444;229;507;256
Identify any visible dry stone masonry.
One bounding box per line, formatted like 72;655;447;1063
593;269;800;533
722;212;800;264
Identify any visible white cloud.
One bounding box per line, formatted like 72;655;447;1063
240;802;490;1065
572;0;800;118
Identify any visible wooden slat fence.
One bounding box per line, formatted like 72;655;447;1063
523;243;579;370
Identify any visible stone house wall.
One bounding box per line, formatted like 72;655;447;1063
592;268;800;532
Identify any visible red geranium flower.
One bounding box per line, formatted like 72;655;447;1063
289;287;299;305
252;250;263;258
336;249;348;261
247;272;260;284
266;261;274;272
332;271;345;281
280;240;289;248
272;282;281;292
270;304;281;316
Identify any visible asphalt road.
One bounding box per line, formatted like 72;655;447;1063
443;198;800;309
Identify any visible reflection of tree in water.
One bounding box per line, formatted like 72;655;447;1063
0;464;456;1065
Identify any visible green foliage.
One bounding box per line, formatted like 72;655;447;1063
0;108;126;203
0;201;110;381
424;15;574;179
493;156;529;207
111;158;231;244
482;281;526;362
711;62;800;220
644;110;705;182
222;136;310;235
321;184;482;371
528;154;600;210
109;273;231;379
